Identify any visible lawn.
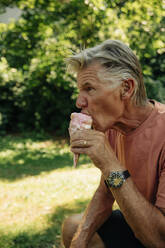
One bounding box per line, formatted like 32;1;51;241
0;133;102;248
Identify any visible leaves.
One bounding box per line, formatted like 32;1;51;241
0;0;164;134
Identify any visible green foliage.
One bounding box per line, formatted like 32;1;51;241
0;0;164;134
0;235;14;248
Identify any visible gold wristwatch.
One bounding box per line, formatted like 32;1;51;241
104;170;130;188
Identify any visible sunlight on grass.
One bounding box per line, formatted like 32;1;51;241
0;150;16;158
0;135;101;248
0;167;101;229
0;138;70;168
0;135;119;248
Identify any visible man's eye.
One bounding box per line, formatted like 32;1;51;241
86;87;93;92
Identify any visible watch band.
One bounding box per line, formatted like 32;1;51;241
104;179;110;188
122;170;130;179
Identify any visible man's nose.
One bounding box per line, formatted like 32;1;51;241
76;94;87;109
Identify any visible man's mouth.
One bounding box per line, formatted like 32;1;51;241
81;111;90;116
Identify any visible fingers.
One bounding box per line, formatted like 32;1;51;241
71;147;89;155
70;129;104;142
70;130;103;149
70;135;93;156
70;129;106;160
71;139;91;148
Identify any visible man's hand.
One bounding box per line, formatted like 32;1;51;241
70;129;124;176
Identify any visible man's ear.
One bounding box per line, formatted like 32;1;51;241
121;79;135;100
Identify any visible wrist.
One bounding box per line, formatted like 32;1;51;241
102;160;125;178
71;238;87;248
72;231;88;246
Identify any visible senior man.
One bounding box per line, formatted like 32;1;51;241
62;40;165;248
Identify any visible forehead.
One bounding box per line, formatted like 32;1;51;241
77;63;102;85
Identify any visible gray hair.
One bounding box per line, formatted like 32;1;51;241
67;40;147;106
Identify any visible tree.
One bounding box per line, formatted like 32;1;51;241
0;0;164;134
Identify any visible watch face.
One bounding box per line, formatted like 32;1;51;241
109;171;124;188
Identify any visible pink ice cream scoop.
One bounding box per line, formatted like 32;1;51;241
69;113;93;167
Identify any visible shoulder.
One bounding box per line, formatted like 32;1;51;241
153;100;165;115
150;100;165;132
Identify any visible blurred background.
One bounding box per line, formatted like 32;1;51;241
0;0;164;137
0;1;164;248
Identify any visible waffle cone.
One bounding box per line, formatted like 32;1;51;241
73;153;79;168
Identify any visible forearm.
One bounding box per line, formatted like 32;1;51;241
72;178;114;245
70;128;165;247
74;194;112;243
110;176;165;248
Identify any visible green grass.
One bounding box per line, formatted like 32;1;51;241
0;134;102;248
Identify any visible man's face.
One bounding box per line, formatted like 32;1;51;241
76;63;124;132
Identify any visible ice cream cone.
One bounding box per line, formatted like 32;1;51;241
69;112;92;168
73;154;79;168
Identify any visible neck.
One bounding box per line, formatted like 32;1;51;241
112;100;154;135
